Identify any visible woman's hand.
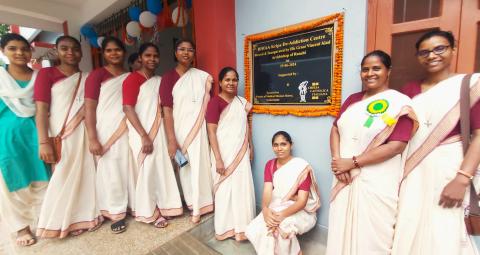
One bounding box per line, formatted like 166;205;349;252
167;139;178;159
89;139;103;156
141;135;154;154
331;157;356;174
272;211;287;223
262;207;279;228
335;172;352;184
216;159;226;175
439;175;470;208
39;143;56;163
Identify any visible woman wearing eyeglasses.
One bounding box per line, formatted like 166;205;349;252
160;39;214;223
392;30;480;255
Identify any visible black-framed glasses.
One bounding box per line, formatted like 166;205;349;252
416;45;450;58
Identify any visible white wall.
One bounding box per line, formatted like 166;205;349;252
235;0;368;228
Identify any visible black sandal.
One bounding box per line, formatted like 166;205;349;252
111;219;127;234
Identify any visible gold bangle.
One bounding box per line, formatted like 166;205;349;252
39;140;50;145
457;170;474;180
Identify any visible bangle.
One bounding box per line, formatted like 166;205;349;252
457;170;474;180
352;156;361;168
141;133;148;137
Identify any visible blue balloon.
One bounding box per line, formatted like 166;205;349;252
80;24;96;38
147;0;162;15
128;7;142;21
186;0;192;8
89;37;99;48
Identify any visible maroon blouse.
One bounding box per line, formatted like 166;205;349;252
33;67;67;104
84;67;114;100
122;71;147;106
264;159;312;192
334;91;414;142
206;96;230;124
159;69;180;108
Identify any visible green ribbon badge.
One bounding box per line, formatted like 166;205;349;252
364;99;389;128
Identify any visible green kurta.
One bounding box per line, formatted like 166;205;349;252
0;77;50;192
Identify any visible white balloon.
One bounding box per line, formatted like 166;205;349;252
126;21;141;37
139;11;156;28
97;36;105;48
171;7;189;27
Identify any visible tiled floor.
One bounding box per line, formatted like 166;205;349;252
1;213;213;255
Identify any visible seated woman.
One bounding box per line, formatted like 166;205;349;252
206;67;255;241
0;33;50;246
246;131;320;255
123;43;183;228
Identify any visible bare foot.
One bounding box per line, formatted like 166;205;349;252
70;229;85;236
191;215;200;224
16;227;36;247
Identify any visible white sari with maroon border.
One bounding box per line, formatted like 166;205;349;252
392;74;480;255
326;89;417;255
246;157;321;255
211;96;255;241
172;68;213;220
127;76;183;223
36;72;102;239
95;73;136;221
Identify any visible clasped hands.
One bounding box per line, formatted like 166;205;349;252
262;207;286;234
331;157;356;184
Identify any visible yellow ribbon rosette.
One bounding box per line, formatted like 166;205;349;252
364;99;390;128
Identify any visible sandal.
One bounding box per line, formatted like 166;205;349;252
16;233;36;247
153;217;168;228
111;219;127;234
70;229;85;236
88;221;103;232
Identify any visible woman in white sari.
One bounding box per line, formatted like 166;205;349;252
246;131;321;255
206;67;255;241
160;39;213;223
123;43;182;228
0;33;50;246
84;37;134;234
35;36;101;238
326;50;418;255
392;30;480;255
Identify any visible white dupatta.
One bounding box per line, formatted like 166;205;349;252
0;67;37;117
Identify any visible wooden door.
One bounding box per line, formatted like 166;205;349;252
367;0;480;90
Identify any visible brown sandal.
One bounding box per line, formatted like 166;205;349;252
153;217;168;228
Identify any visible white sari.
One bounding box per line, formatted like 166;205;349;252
36;72;102;238
172;68;213;220
127;76;183;223
392;74;480;255
246;157;321;255
326;89;417;255
211;96;255;241
95;73;136;221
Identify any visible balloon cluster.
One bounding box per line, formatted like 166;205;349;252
126;0;190;39
80;24;104;48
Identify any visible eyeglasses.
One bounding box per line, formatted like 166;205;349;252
176;47;195;53
416;45;450;58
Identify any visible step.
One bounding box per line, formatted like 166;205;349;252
151;232;220;255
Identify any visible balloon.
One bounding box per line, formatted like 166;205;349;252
97;36;105;48
126;21;141;37
128;7;142;21
89;37;99;48
147;0;162;15
186;0;192;8
80;24;96;38
171;7;189;27
139;11;157;28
